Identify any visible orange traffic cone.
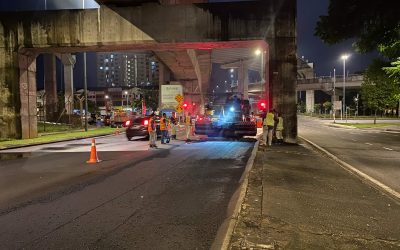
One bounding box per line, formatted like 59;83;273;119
87;139;101;164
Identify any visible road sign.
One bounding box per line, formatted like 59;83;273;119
333;101;342;110
175;94;184;103
175;106;183;113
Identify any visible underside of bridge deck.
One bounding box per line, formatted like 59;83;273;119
0;0;296;142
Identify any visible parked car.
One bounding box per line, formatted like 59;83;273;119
125;116;161;140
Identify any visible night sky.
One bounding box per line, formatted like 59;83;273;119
2;0;378;89
297;0;377;76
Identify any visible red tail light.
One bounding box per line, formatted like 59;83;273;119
143;120;149;126
125;120;131;126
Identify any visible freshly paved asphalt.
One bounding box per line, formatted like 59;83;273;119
299;116;400;194
0;134;255;249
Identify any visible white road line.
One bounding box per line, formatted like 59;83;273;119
365;142;373;146
351;139;357;142
383;147;394;151
299;136;400;202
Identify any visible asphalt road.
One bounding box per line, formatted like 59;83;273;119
0;134;255;249
299;116;400;194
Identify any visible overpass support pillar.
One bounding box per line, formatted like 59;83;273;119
18;53;38;139
306;90;315;113
43;54;58;122
269;0;297;143
61;54;76;115
238;60;249;100
0;42;38;139
158;62;171;109
187;49;205;114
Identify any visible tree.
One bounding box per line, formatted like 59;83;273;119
361;59;399;123
322;101;332;114
315;0;400;57
384;57;400;79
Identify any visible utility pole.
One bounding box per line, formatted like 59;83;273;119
84;52;88;132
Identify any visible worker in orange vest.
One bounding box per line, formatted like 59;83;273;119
148;113;157;148
160;113;168;144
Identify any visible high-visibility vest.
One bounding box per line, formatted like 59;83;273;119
264;112;275;126
148;118;154;132
185;116;191;126
160;117;166;130
277;117;284;130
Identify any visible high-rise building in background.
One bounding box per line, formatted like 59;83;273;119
97;52;159;87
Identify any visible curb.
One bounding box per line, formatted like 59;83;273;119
0;132;122;151
211;135;261;250
299;135;400;203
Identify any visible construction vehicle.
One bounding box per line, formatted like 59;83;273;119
195;95;257;138
110;109;130;128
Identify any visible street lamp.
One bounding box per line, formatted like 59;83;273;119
341;54;350;122
124;91;129;110
255;48;266;108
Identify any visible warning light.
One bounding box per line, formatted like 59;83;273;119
258;100;267;110
183;102;188;109
143;120;149;126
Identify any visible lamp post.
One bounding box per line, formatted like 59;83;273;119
333;68;336;123
341;54;349;122
255;48;266;109
124;91;129;110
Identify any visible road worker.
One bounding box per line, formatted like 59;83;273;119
276;112;284;144
185;112;192;143
148;113;158;148
262;109;275;146
160;113;168;144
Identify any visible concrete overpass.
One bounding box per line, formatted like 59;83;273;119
0;0;297;142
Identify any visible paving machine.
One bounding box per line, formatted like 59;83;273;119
195;95;257;138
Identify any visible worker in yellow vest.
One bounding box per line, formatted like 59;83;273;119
276;112;284;144
262;109;276;146
148;113;157;148
185;112;192;143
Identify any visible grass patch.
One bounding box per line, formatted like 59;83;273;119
0;127;119;149
339;123;400;129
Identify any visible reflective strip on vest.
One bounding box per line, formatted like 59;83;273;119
264;112;274;126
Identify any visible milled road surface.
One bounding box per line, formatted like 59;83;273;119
0;135;255;249
299;116;400;194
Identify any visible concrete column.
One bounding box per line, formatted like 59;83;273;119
238;60;249;100
187;49;205;114
61;54;76;115
158;62;172;109
306;90;315;113
0;46;21;139
19;53;38;139
269;0;297;143
43;54;58;121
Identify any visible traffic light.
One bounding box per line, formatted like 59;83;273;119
258;100;267;110
182;102;188;109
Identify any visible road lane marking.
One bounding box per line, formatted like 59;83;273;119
300;136;400;202
383;147;394;151
351;139;358;142
365;143;373;146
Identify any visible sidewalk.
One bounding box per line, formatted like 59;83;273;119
229;141;400;249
